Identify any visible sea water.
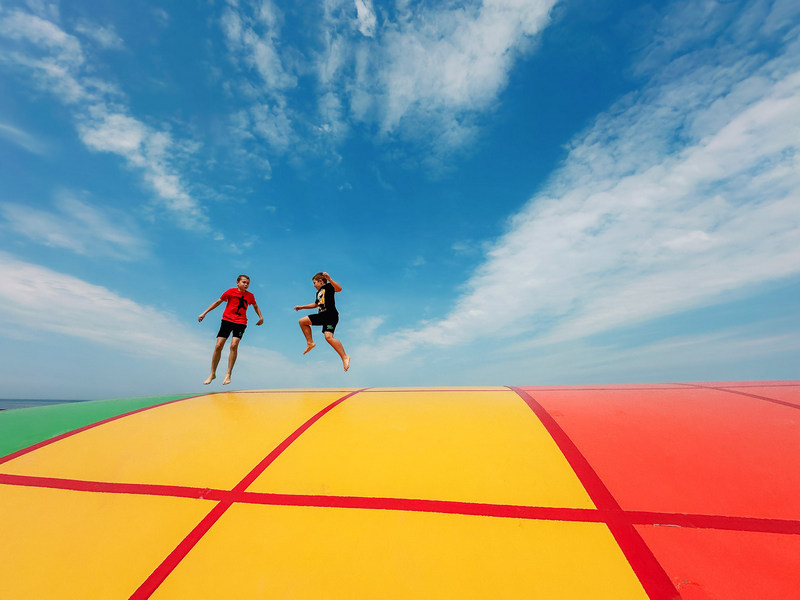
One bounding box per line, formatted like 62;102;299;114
0;399;87;410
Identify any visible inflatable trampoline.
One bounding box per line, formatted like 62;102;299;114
1;382;798;599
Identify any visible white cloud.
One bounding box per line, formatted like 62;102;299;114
225;109;277;178
0;252;204;360
354;0;377;37
221;0;295;93
79;111;146;156
151;7;170;27
219;0;299;167
0;8;209;232
584;328;800;377
317;91;349;139
0;8;90;103
350;0;557;137
350;315;386;342
248;103;294;152
19;0;60;22
356;0;800;362
452;240;481;254
221;0;558;167
0;9;84;67
0;192;147;259
2;50;89;102
77;107;210;231
0;121;48;155
74;20;124;50
471;323;800;386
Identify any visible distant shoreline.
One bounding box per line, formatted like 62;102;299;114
0;399;88;410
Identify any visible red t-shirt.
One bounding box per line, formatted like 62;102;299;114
220;288;256;325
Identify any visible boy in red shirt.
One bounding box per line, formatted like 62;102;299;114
198;274;263;385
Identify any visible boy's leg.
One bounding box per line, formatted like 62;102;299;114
204;337;227;384
223;337;241;385
299;316;315;354
324;331;350;372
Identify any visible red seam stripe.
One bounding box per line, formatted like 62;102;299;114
682;382;800;410
233;493;606;522
232;388;366;492
223;389;355;395
231;388;517;395
0;472;601;523
3;472;799;536
684;382;800;389
0;473;222;501
128;388;367;600
512;386;699;392
0;395;204;466
509;386;680;600
130;500;232;599
624;510;800;536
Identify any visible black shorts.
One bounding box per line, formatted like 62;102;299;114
217;319;247;340
308;311;339;334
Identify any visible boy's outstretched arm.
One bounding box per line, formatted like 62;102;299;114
198;299;223;322
252;301;264;326
294;303;317;311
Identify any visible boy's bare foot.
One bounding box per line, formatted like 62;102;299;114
222;374;231;385
203;374;216;385
343;355;350;372
303;342;316;354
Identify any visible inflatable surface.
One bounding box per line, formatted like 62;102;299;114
1;382;799;599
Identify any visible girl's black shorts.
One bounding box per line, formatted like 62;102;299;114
309;311;339;333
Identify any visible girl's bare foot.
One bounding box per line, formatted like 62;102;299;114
222;373;232;385
303;342;316;354
343;355;350;372
203;374;216;385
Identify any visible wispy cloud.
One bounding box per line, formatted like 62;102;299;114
151;8;170;28
220;0;558;168
0;120;48;155
220;0;295;94
469;322;800;386
0;6;208;231
219;0;297;174
0;252;204;359
74;20;124;50
0;191;148;260
0;9;84;66
357;0;800;361
354;0;377;38
349;0;557;139
77;107;210;231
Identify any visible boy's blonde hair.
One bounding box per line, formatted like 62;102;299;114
312;272;327;283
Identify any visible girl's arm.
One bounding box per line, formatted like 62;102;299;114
323;272;342;292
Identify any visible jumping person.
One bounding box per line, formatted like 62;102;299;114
198;274;263;385
294;271;350;372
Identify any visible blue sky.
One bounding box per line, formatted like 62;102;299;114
0;0;798;399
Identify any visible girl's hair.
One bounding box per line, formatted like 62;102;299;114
237;274;250;282
312;272;327;283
